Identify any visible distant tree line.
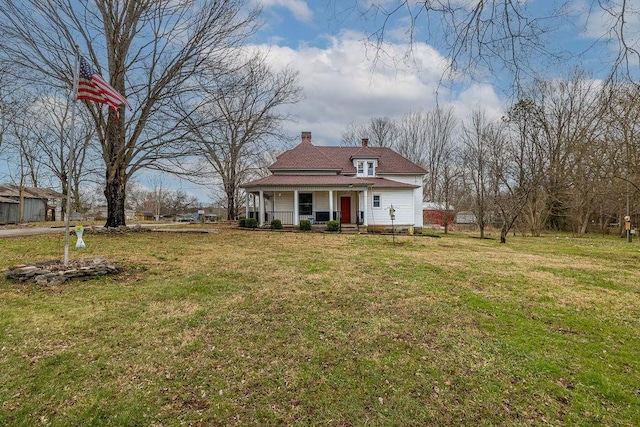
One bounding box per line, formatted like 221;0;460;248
0;0;301;226
342;70;640;242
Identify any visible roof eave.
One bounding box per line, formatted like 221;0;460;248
268;168;343;173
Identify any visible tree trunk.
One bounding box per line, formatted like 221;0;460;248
443;213;449;234
227;195;235;220
104;164;127;228
226;187;236;220
500;223;508;243
577;211;590;237
103;110;128;228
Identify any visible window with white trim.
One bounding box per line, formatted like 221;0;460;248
299;193;313;215
367;161;374;176
373;194;381;208
355;159;378;177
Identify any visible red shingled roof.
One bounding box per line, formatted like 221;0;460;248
270;139;343;172
243;133;426;190
269;142;426;175
322;146;426;174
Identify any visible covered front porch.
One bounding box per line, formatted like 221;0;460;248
244;187;370;227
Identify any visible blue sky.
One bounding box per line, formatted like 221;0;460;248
163;0;639;202
245;0;638;146
4;1;628;204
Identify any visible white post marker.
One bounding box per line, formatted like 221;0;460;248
389;205;396;244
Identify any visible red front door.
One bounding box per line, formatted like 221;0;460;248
340;197;351;223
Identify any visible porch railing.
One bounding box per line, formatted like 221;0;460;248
247;210;363;225
270;211;294;225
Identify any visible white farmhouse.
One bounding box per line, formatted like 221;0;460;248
241;132;426;229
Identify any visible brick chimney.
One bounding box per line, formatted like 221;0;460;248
301;131;312;144
361;138;369;147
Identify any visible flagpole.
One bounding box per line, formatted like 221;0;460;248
64;45;80;266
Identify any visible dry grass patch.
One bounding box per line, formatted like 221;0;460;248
1;230;639;426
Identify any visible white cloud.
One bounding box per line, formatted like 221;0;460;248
252;30;506;145
449;84;505;124
259;0;313;22
578;0;640;41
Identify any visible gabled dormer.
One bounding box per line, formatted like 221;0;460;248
351;138;380;177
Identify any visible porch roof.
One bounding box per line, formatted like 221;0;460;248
0;196;19;204
241;175;419;189
0;184;65;199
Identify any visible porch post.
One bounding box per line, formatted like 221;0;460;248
329;190;334;221
294;190;299;226
363;189;368;226
245;192;250;219
259;190;265;226
252;194;256;218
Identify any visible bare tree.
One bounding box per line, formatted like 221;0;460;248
1;92;41;222
335;1;640;91
531;70;606;234
0;67;17;154
440;148;463;235
341;117;397;147
148;175;167;222
126;181;199;220
461;109;499;239
163;190;200;220
341;122;368;147
393;109;458;206
0;0;261;227
183;54;302;220
605;83;640;234
344;109;459;212
597;0;640;83
504;99;550;236
395;111;431;167
368;116;398;148
26;95;98;215
422;107;457;203
486;117;533;244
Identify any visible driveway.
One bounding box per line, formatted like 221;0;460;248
0;226;69;238
0;223;181;238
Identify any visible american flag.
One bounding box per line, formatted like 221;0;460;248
77;55;131;120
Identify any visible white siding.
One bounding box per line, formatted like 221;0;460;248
366;189;416;226
374;174;424;227
274;192;294;211
314;192;329;211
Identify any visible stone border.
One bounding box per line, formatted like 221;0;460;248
5;258;122;285
83;225;151;234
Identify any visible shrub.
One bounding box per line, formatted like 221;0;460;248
299;219;312;231
245;218;258;228
270;219;283;230
326;220;340;232
239;218;246;227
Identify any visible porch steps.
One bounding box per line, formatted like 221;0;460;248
337;224;366;234
309;224;364;233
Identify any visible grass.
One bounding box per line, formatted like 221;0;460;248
0;227;639;426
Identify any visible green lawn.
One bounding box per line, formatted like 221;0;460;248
0;228;639;426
